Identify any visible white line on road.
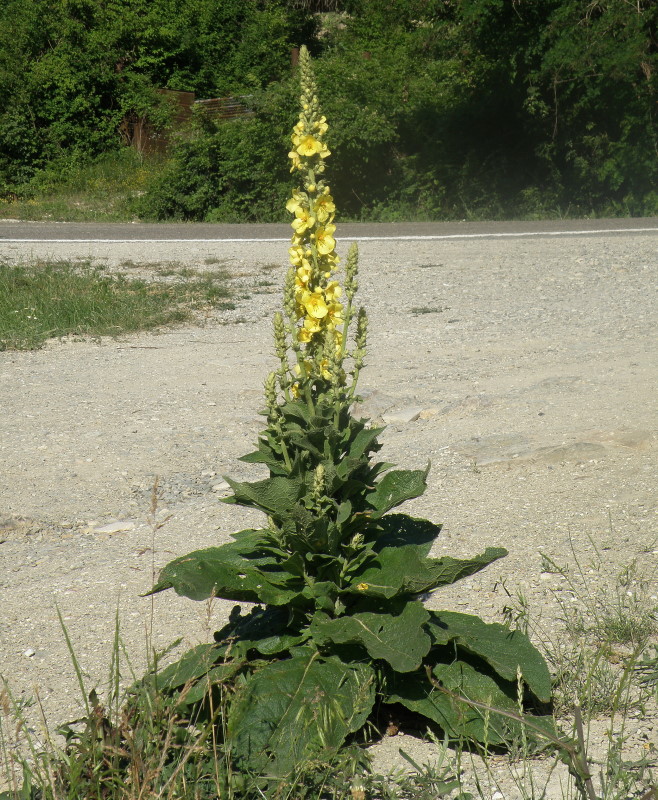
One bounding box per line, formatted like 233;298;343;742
1;227;658;244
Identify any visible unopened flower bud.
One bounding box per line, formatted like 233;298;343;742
354;307;368;370
264;372;278;417
345;242;359;301
312;463;326;504
273;311;287;361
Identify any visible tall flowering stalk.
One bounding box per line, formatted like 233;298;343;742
273;46;366;409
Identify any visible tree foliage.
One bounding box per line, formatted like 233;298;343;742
1;0;656;217
0;0;312;191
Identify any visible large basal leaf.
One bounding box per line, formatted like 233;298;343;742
226;654;376;777
214;606;307;657
310;601;431;672
428;611;552;703
222;474;303;517
366;467;429;518
344;544;436;599
153;643;232;692
345;517;505;600
425;548;507;589
376;514;443;556
386;660;553;745
148;544;303;605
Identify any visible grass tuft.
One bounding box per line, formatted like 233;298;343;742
0;260;232;350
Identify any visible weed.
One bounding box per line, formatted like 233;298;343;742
410;305;449;315
0;150;166;223
0;260;231;350
540;550;657;648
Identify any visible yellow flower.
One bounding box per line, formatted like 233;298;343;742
315;224;336;255
291;207;316;235
286;190;306;215
314;194;335;223
288;149;302;172
356;583;369;591
325;281;342;301
302;290;329;319
294;134;323;157
289;244;305;265
314;116;329;135
295;265;311;290
326;303;343;330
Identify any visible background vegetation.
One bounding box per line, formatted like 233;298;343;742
0;0;656;221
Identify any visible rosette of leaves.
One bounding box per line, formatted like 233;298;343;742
147;46;553;785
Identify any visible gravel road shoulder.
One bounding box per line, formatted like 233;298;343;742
1;231;656;795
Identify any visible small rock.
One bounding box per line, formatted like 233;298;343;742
382;407;424;424
93;519;136;534
352;389;397;420
23;648;36;658
212;480;230;492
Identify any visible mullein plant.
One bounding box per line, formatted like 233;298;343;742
149;46;554;787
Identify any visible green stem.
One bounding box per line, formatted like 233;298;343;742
275;420;293;472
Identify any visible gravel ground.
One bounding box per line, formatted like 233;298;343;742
0;230;657;797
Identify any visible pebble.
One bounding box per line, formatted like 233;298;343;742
92;519;136;534
23;648;36;658
382;407;425;424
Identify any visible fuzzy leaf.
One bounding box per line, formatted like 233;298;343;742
366;467;429;518
310;601;431;672
153;643;235;692
214;606;307;657
221;475;303;516
387;660;544;745
227;654;376;777
149;543;303;605
344;545;434;599
428;611;552;702
348;425;385;461
345;517;504;599
239;436;288;475
425;548;508;589
377;514;443;556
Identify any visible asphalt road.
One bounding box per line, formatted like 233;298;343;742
1;217;658;241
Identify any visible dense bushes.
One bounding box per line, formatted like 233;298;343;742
1;0;656;219
0;0;311;195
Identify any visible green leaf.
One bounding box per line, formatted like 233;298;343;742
153;643;234;693
428;611;552;703
345;517;504;600
387;660;531;745
425;548;508;589
377;514;443;556
214;606;307;657
221;475;303;516
239;435;289;475
345;543;434;599
366;466;429;518
310;601;431;672
227;654;376;777
348;425;385;461
148;542;303;605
